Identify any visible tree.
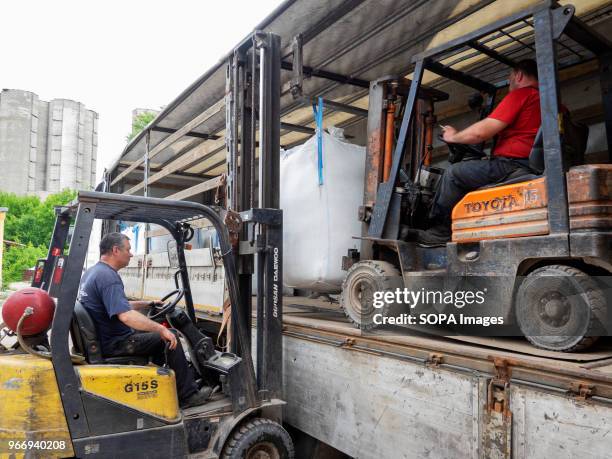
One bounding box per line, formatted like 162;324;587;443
126;111;157;142
0;189;76;287
2;243;47;287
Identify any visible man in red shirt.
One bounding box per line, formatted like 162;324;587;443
417;59;541;245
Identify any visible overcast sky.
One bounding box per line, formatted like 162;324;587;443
1;0;284;181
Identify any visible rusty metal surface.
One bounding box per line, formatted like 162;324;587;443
282;330;481;458
482;359;512;458
282;311;612;363
280;299;612;399
568;164;612;230
567;164;612;202
363;80;385;209
278;312;612;458
361;79;386;259
223;209;242;247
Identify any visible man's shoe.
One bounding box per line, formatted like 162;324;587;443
399;225;417;241
180;385;213;409
416;225;451;247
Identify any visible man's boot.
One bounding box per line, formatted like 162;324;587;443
415;225;451;247
180;385;214;409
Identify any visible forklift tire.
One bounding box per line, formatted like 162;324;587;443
515;265;606;352
221;418;295;459
341;260;403;330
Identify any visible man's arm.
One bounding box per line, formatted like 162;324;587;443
100;279;177;349
117;310;177;349
129;300;161;311
442;118;508;144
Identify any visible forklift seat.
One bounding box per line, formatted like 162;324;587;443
480;128;543;189
72;302;149;365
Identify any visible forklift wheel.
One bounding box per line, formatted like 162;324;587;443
221;418;294;459
515;265;606;352
341;260;402;330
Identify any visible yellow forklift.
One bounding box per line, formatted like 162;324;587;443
0;192;290;458
0;32;292;459
341;1;612;351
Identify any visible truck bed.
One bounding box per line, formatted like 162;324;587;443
277;296;612;458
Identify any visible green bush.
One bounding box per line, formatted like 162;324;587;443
2;244;47;287
1;189;76;288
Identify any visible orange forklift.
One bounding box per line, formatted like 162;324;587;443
341;1;612;351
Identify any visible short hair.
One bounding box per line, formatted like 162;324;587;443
512;59;538;80
100;232;129;256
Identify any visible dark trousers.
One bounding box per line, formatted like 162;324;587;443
107;331;198;401
430;157;525;225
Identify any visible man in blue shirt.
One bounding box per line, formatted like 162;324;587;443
79;232;211;408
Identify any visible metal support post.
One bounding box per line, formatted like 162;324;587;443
40;212;71;291
237;46;254;352
302;97;368;118
360;79;386;259
257;34;281;209
368;59;425;238
226;54;236;210
290;34;303;99
144;131;150;198
142;131;151;298
255;32;282;399
534;7;569;235
175;226;197;322
232;51;242;210
51;203;95;439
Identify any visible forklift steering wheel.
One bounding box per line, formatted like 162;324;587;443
148;289;185;320
439;134;485;163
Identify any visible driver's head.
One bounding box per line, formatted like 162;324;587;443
509;59;538;91
100;232;133;270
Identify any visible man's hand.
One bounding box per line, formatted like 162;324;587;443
159;327;177;350
129;299;163;311
441;125;458;143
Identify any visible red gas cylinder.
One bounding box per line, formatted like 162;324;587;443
1;288;55;335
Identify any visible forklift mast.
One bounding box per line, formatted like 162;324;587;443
226;32;283;399
29;33;285;452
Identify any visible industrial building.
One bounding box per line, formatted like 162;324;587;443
0;89;98;196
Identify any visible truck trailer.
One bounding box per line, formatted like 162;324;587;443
93;0;612;457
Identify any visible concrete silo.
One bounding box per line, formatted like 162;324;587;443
46;98;98;193
35;99;49;192
0;89;39;194
0;89;98;196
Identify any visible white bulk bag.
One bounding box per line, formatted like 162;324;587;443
280;130;365;292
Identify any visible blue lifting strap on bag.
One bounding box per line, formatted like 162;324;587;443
312;97;324;186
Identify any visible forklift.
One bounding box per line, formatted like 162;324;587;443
0;32;292;458
0;192;291;458
341;1;612;352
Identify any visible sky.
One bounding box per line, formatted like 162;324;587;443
1;0;284;181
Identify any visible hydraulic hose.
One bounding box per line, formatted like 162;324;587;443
17;307;85;364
